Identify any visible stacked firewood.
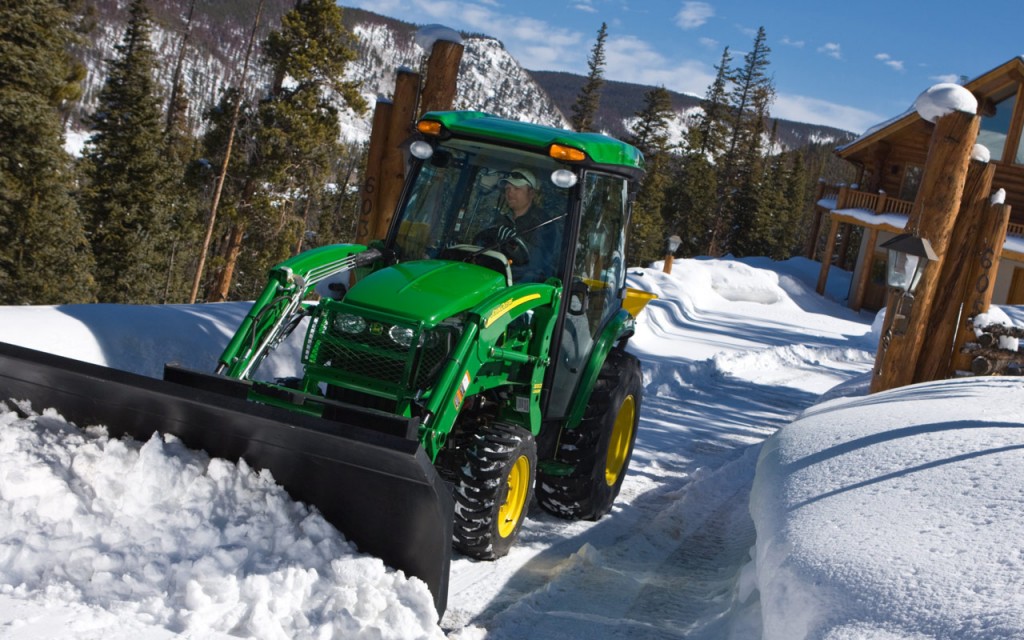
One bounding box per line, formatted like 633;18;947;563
961;323;1024;375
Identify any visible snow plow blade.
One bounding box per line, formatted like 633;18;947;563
0;342;453;616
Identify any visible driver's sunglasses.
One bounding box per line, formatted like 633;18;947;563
508;171;534;187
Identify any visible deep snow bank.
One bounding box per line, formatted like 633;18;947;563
751;377;1024;639
0;405;445;639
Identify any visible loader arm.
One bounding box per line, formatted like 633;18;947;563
219;244;381;378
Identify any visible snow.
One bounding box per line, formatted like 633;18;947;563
2;256;1023;639
913;83;978;124
834;207;909;230
415;25;464;50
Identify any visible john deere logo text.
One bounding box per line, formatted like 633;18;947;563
484;294;541;328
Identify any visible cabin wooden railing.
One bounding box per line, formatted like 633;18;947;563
834;185;915;216
1008;222;1024;237
817;182;841;202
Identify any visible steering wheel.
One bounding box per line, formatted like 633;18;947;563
473;225;530;266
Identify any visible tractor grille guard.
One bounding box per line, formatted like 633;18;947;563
303;304;458;401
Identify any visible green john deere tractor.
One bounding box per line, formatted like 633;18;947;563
0;111;654;616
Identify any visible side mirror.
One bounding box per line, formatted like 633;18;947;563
568;279;590;316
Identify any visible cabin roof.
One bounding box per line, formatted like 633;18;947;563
836;56;1024;162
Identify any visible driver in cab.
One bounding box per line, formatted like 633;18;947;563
491;168;562;283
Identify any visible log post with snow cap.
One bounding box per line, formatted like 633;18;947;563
417;26;464;117
912;152;995;383
871;83;980;394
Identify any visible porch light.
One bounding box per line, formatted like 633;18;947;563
663;235;682;274
881;233;938;294
881;233;938;335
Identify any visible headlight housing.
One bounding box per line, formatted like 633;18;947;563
333;313;366;334
388;324;415;348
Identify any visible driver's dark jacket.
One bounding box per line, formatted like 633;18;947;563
510;204;562;282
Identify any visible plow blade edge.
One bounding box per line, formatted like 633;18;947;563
0;342;453;616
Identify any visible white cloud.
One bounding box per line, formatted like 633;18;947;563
605;35;715;96
818;42;842;60
931;73;961;84
572;2;597;12
699;36;719;49
781;37;805;48
676;2;714;30
874;53;904;71
773;93;883;134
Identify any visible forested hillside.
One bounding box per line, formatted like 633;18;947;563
529;70;855;150
1;0;857;310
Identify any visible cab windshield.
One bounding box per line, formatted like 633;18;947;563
389;139;573;283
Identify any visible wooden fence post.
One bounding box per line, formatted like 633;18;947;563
912;159;994;383
870;109;980;393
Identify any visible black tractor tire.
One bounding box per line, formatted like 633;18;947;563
537;348;642;521
452;422;537;560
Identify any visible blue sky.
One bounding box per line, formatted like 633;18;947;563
344;0;1023;134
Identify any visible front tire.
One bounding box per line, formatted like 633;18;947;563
452;422;537;559
537;348;642;520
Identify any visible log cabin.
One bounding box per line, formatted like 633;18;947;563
810;56;1024;312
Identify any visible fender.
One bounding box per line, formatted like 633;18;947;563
420;282;562;456
562;307;636;431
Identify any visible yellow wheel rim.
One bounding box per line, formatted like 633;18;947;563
497;454;530;539
605;395;636;487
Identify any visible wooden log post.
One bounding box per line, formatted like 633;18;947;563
949;199;1012;374
912;159;995;383
374;68;422;240
870;109;980;394
805;181;826;259
816;216;840;295
355;100;392;245
836;223;853;270
419;39;464;116
850;227;879;311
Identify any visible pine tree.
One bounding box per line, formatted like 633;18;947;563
570;22;607;133
0;0;95;304
207;0;365;300
80;0;176;303
690;47;732;159
627;86;675;265
776;150;808;258
708;26;774;256
666;144;717;257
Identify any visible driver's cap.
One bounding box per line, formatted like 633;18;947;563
502;168;538;190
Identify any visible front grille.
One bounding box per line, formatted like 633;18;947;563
303;308;456;395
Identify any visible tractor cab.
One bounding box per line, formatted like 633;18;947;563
385;111;644;420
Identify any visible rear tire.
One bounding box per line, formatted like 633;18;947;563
452;422;536;559
537;348;642;520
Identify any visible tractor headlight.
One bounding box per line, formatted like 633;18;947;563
334;313;366;334
388;325;415;348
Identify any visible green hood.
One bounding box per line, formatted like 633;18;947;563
344;260;507;325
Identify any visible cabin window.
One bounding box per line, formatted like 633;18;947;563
898;165;923;201
977;90;1017;162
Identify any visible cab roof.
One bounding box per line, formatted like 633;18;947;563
419;111;645;180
